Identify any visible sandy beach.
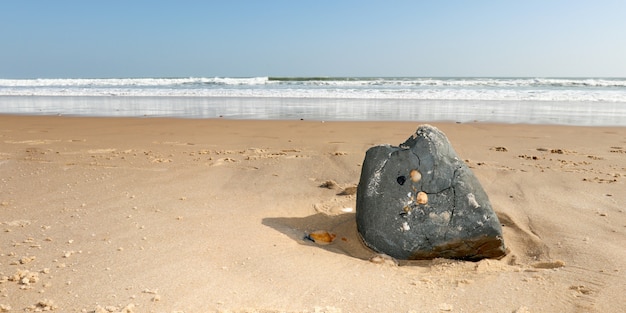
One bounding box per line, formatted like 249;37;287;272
0;115;624;313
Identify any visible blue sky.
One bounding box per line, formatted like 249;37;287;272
1;1;625;78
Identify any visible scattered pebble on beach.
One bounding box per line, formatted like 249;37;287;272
34;299;57;311
337;186;357;196
142;288;158;295
319;180;339;189
19;256;36;264
91;303;135;313
490;146;508;152
518;154;539;160
7;269;39;288
369;254;398;266
63;251;76;258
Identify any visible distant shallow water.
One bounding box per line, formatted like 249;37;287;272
1;96;624;126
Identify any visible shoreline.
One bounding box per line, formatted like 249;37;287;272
2;95;626;126
1;115;624;312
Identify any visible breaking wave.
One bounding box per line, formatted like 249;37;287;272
1;77;625;102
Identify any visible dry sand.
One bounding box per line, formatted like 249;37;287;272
0;115;624;313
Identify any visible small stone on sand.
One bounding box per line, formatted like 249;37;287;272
490;146;508;152
319;180;339;189
305;230;336;245
337;186;357;196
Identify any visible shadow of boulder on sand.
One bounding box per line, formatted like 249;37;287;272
263;209;556;269
263;213;375;261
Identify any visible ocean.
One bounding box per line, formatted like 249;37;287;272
1;77;625;126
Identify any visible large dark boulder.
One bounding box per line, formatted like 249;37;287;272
356;125;506;261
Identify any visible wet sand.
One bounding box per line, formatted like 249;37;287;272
0;115;624;312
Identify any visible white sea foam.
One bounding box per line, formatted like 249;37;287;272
1;77;626;102
0;77;267;87
0;87;622;102
2;77;625;87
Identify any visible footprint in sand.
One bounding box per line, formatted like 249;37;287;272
209;157;237;167
314;180;357;215
313;199;354;216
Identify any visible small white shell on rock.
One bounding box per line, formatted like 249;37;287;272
467;193;480;208
416;191;428;204
410;169;422;182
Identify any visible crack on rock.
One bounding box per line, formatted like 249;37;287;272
444;166;463;240
422;230;434;251
444;183;458;241
413;149;421;168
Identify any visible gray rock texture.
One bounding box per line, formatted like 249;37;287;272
356;125;507;260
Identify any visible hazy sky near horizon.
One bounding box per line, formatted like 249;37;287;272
2;1;625;78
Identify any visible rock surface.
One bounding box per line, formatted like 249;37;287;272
356;124;507;260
